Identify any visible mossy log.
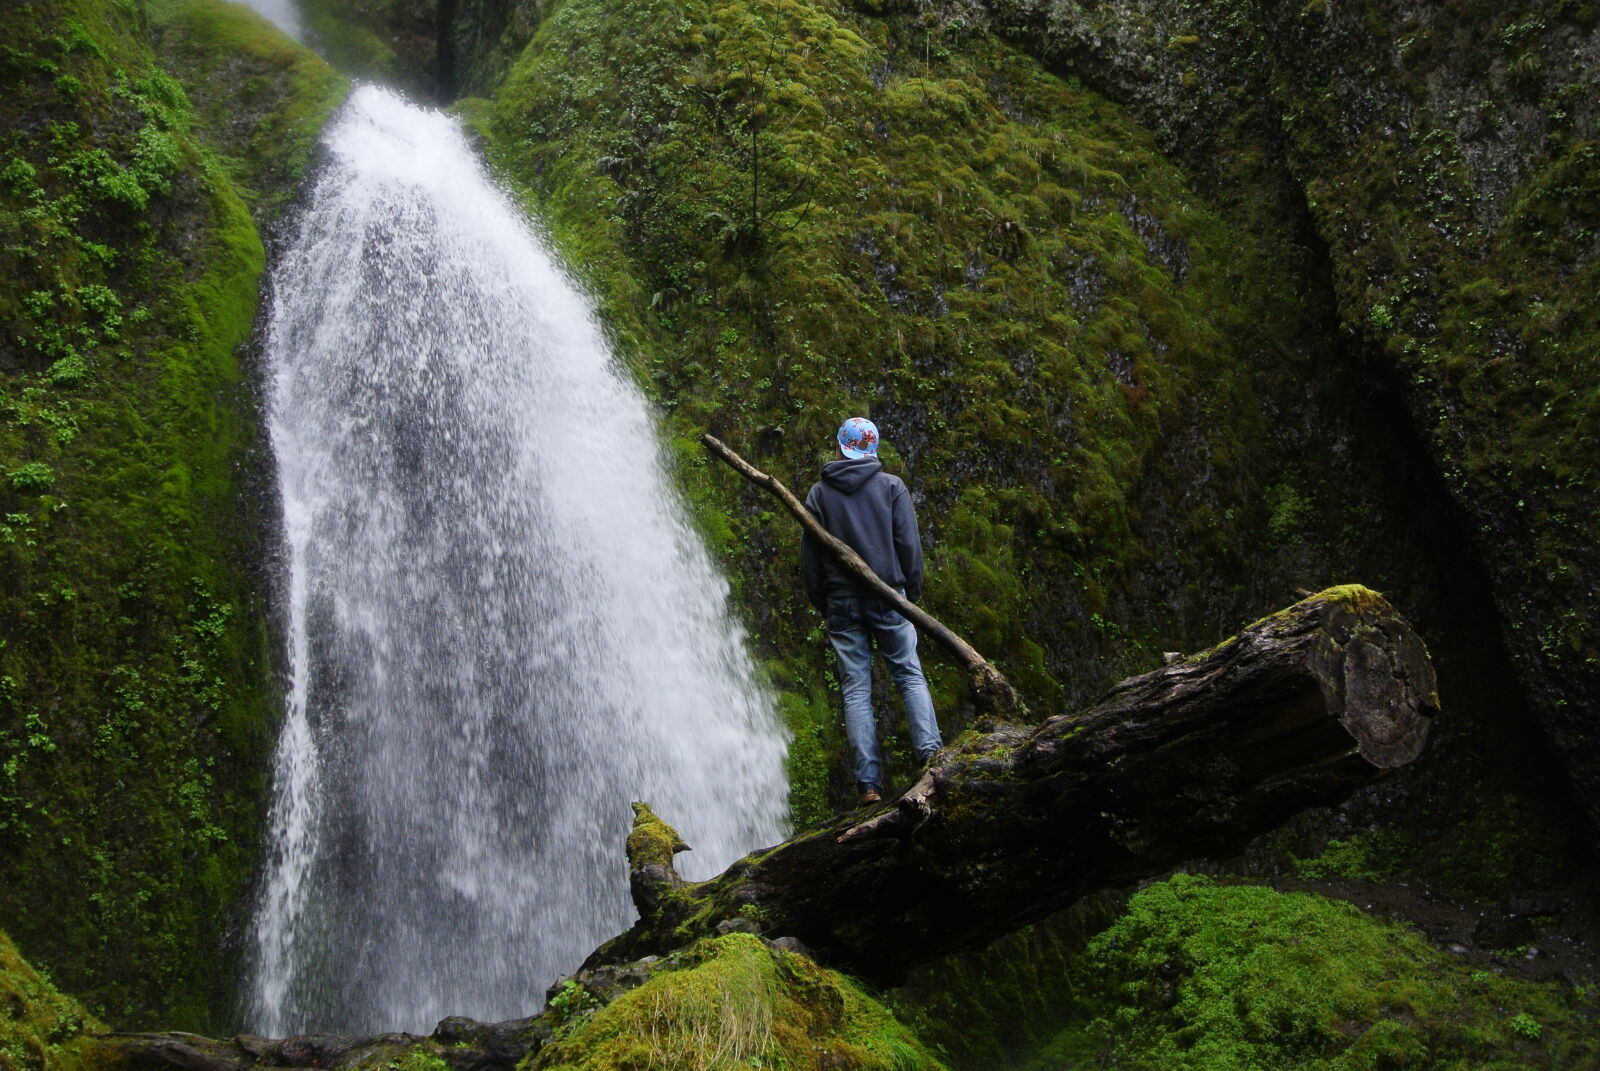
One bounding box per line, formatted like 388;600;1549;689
587;586;1438;983
95;1019;543;1071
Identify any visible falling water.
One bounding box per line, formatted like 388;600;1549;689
246;85;789;1036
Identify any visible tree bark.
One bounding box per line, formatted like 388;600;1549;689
700;433;1023;717
587;585;1438;984
96;1018;546;1071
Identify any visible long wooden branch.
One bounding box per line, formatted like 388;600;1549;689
700;433;1022;717
585;586;1438;984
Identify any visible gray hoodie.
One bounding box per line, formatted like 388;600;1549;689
800;457;924;611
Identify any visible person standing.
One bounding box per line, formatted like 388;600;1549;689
801;417;942;805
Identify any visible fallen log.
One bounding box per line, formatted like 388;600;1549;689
586;585;1437;983
95;587;1436;1071
95;1018;545;1071
701;432;1023;718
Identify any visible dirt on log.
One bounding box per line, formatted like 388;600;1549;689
586;585;1438;984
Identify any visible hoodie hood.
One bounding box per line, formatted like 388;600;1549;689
821;457;882;494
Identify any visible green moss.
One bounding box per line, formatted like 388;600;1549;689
892;874;1600;1071
772;678;836;828
481;0;1382;809
0;928;104;1071
293;0;440;100
626;801;689;870
0;0;327;1030
886;893;1127;1070
359;1047;454;1071
530;934;944;1071
1028;875;1598;1071
146;0;348;223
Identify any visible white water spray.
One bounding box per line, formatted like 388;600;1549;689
246;85;788;1036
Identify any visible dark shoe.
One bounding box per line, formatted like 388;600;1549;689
858;786;883;806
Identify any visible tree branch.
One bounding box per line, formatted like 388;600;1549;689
700;433;1023;717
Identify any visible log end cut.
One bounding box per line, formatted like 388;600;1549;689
1306;585;1439;769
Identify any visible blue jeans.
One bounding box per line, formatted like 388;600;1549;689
826;595;941;790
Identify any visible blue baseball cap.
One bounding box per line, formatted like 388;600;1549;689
837;417;880;459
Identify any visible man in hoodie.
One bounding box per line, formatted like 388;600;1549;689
801;416;941;806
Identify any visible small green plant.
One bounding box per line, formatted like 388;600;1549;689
47;354;89;386
1507;1011;1542;1040
1265;480;1313;542
547;978;602;1025
7;463;55;493
1292;829;1407;882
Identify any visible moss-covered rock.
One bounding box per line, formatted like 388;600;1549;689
147;0;347;223
531;933;942;1070
891;876;1599;1071
0;928;103;1071
1043;875;1597;1070
0;0;336;1031
976;0;1600;829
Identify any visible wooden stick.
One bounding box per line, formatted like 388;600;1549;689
700;433;1023;718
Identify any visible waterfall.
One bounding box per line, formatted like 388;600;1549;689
245;85;789;1037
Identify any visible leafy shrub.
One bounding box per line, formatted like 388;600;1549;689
7;463;55;493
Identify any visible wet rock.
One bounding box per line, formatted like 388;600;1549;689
767;935;816;958
275;1034;362;1067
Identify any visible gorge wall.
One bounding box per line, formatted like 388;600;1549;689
0;0;1594;1042
975;0;1600;845
470;0;1594;881
0;0;343;1028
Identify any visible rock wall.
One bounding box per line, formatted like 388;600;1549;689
442;0;545;97
979;0;1600;825
0;0;343;1029
467;0;1576;866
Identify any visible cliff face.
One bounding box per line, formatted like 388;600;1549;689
978;0;1600;825
1266;0;1599;825
0;0;342;1029
467;0;1574;861
293;0;439;99
442;0;545;97
0;0;1593;1040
